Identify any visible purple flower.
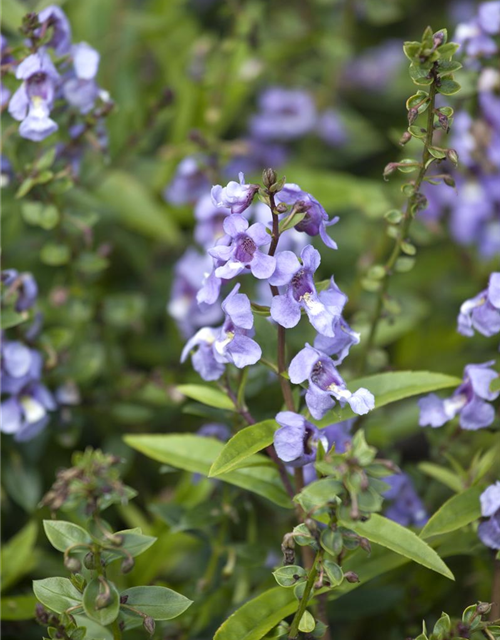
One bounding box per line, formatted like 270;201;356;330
302;420;353;484
250;87;317;141
341;40;404;93
168;248;222;338
63;42;100;114
269;247;343;336
209;214;275;280
457;272;500;337
317;109;348;147
194;194;231;248
288;344;375;420
383;473;428;528
478;2;500;35
455;20;497;57
196;258;224;307
273;411;328;467
36;5;72;55
1;270;38;312
478;481;500;549
224;138;288;177
164;156;210;206
275;184;338;249
418;361;499;430
198;423;231;441
213;284;261;368
181;326;226;381
314;317;360;365
8;50;59;141
211;172;259;214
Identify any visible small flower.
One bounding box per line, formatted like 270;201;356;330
288;344;375;420
63;42;100;114
317;109;348;147
211;172;259;214
273;411;328;467
36;5;72;55
213;284;262;368
180;327;226;381
1;269;38;312
301;420;353;484
164;156;210;206
198;423;231;441
8;49;60;141
457;272;500;338
478;481;500;550
314;317;360;365
269;247;343;336
275;184;339;249
383;473;428;528
196;258;224;307
250;87;317;141
209;214;275;280
418;361;499;430
194;194;231;248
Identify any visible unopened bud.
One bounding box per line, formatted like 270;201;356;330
121;557;135;574
359;537;371;554
109;534;124;546
143;616;156;635
443;175;456;187
399;131;412;146
407;108;419;125
446;148;459;166
64;556;82;573
476;602;492;615
84;552;95;570
95;593;111;609
35;603;49;623
276;203;288;214
344;571;360;583
433;31;445;48
383;163;398;180
437;112;449;132
262;168;277;189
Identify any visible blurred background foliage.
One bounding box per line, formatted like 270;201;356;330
1;0;498;638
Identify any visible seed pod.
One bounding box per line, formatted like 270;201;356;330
64;556;82;573
143;616;156;635
121;557;135;574
84;552;95;570
344;571;360;583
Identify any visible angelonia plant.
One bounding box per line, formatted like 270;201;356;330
409;602;500;640
34;448;192;639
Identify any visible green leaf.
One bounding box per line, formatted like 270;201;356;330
298;610;315;633
73;615;113;640
1;0;26;31
1;308;29;330
295;478;343;512
322;560;343;587
101;528;156;562
341;514;454;580
314;371;462;427
120;586;192;620
209;420;277;476
22;202;60;230
33;578;83;614
96;171;180;245
420;486;482;539
1;522;38;593
40;243;71;266
0;595;38;620
437;79;461;96
43;521;92;553
176;384;235;411
82;578;120;626
124;434;292;508
272;566;307;588
418;462;463;492
490;377;500;393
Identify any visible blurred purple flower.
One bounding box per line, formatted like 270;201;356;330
194;194;231;248
36;5;72;55
289;343;375;420
1;269;38;312
458;272;500;337
317;109;348;147
478;481;500;549
419;361;499;430
250;87;317;141
164;156;210;206
211;172;259;214
383;473;428;528
63;42;100;114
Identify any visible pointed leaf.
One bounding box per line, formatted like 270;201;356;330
176;385;235;411
1;521;38;593
420;486;482;539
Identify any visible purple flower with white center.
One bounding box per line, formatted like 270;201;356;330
273;411;328;468
268;247;342;336
317;109;348;147
213;284;262;368
288;344;375;420
457;272;500;338
1;382;56;441
250;87;317;141
1;269;38;312
478;481;500;549
198;423;231;441
194;194;231;248
180;327;226;381
8;49;59;141
168;248;222;338
314;317;360;365
36;5;72;55
211;172;259;214
418;361;499;430
209;214;275;281
383;473;428;528
63;42;100;114
164;156;210;206
275;184;339;250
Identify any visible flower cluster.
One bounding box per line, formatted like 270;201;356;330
3;5;111;142
478;481;500;550
421;4;500;258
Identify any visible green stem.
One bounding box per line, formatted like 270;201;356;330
358;81;438;374
111;620;122;640
288;553;321;639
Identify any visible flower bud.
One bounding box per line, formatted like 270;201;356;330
84;552;95;570
476;602;492;615
262;168;277;189
143;616;156;635
433;31;445;48
95;592;111;610
399;131;412;146
276;203;288;214
121;557;135;574
383;163;398;181
443;175;456;187
344;571;360;583
446;148;459;166
64;556;82;573
407;108;419;125
359;537;371;554
437;112;449;132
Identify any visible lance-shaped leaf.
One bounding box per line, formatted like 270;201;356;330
176;384;235;411
420;486;482;539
